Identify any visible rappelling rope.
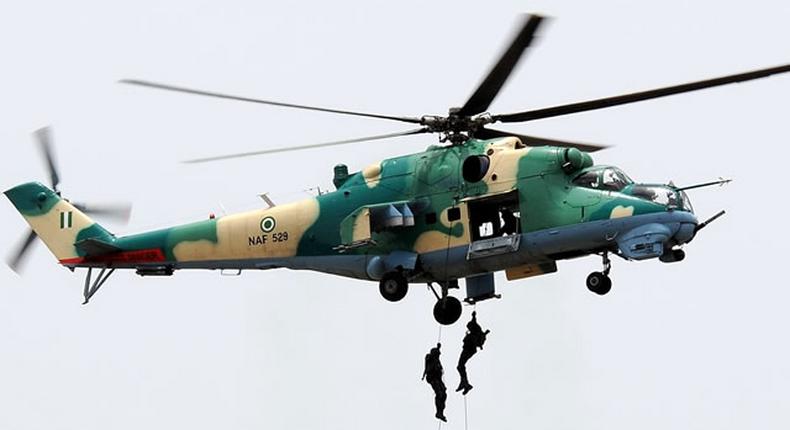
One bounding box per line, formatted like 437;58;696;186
463;312;470;430
436;323;446;430
462;304;480;430
442;216;455;282
464;395;469;430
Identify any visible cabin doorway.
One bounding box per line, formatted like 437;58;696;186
468;190;521;240
466;190;521;259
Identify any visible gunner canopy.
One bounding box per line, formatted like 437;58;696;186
572;166;633;191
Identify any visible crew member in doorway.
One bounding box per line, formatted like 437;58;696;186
481;207;501;237
456;311;490;395
423;343;448;422
500;207;518;235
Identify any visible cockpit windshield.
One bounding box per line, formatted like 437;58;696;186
630;185;679;208
572;167;633;191
680;190;694;213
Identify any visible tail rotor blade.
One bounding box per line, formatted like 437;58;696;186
72;202;132;223
7;230;38;273
34;127;61;193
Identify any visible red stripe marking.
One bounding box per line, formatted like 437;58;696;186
60;248;166;265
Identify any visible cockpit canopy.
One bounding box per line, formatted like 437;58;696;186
571;166;694;212
572;166;633;191
630;185;679;207
630;185;694;212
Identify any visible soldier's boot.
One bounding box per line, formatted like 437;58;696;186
456;375;471;393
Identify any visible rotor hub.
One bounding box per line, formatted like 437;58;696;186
419;112;495;144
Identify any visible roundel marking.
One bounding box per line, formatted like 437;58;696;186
260;216;276;233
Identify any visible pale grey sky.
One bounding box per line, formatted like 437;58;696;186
1;1;789;429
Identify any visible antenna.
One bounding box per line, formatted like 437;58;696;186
258;193;276;208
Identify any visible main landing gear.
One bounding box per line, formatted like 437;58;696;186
379;271;408;302
429;281;462;326
378;271;462;325
586;252;612;295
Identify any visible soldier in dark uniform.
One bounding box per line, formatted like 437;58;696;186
422;343;447;422
456;311;490;395
500;207;519;235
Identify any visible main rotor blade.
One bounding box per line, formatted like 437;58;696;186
183;127;431;164
119;79;423;124
34;127;60;192
476;127;608;152
456;14;545;117
72;202;132;223
495;64;790;123
7;230;37;273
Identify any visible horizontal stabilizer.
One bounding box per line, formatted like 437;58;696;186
75;238;121;257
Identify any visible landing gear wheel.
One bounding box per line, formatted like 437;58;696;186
433;296;462;325
379;272;408;302
586;271;612;295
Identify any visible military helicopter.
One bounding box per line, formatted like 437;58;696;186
6;15;789;325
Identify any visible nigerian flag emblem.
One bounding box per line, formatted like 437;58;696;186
60;211;73;229
260;216;276;233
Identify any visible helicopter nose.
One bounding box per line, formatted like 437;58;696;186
673;213;699;244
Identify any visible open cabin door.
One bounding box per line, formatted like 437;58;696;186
465;190;521;260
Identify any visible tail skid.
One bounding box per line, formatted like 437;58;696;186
81;267;116;304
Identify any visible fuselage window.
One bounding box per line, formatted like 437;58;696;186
425;212;437;225
447;207;461;222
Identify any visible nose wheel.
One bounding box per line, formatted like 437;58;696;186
587;252;612;295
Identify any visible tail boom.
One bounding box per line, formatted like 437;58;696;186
7;181;322;272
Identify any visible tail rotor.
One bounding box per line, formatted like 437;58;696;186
7;230;38;273
5;127;132;273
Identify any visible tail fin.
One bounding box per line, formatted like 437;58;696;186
5;182;114;263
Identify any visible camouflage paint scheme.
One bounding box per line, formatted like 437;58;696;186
5;137;698;283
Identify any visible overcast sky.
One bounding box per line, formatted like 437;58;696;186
1;1;789;429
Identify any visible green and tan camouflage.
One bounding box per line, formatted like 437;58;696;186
5;137;699;288
7;11;777;324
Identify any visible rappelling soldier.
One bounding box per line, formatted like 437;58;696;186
456;311;490;395
422;343;447;422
